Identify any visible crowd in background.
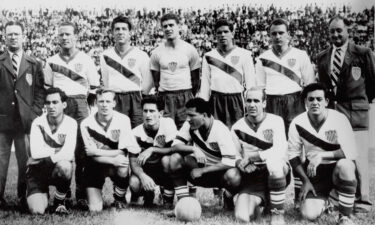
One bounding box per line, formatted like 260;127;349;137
0;4;373;65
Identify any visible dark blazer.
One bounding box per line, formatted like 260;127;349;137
317;42;375;131
0;51;45;133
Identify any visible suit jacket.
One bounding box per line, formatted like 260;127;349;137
0;51;45;133
317;42;375;131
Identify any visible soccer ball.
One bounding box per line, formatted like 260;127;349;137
174;197;202;222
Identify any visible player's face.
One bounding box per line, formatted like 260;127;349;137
306;90;328;116
113;22;131;45
143;103;161;127
245;90;266;117
96;92;116;117
58;25;76;50
5;25;24;52
186;107;205;130
216;25;233;47
270;24;289;48
162;19;179;40
329;19;349;47
45;93;66;118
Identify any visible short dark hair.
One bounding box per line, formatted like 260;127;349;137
328;15;350;27
59;21;78;34
95;88;115;100
214;19;234;32
185;98;211;116
245;87;267;101
111;16;132;31
301;83;328;101
141;95;164;111
45;87;68;102
270;18;289;31
161;13;179;24
4;21;24;33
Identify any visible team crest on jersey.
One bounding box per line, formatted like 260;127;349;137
287;58;296;67
74;63;83;73
111;129;120;142
25;73;33;86
168;62;178;72
209;142;220;151
58;134;66;145
325;130;338;143
351;67;361;81
155;135;166;147
128;58;136;68
230;56;240;65
263;129;274;143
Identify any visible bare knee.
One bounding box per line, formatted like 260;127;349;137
335;159;356;180
224;168;241;188
169;153;184;171
129;175;141;193
161;156;170;173
300;199;325;221
116;167;129;178
54;161;73;180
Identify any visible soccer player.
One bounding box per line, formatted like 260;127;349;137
200;19;256;128
80;89;140;212
27;88;77;214
44;21;100;208
130;96;177;207
101;16;153;128
150;13;201;129
288;83;357;225
255;18;315;133
231;87;290;225
168;98;240;206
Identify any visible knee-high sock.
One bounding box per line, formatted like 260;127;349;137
268;176;287;210
335;178;357;216
112;176;129;201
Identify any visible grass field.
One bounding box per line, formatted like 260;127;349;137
1;150;374;225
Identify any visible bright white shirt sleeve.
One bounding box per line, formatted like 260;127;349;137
287;119;303;160
150;50;160;71
43;60;53;88
199;55;211;101
30;119;54;159
140;53;153;95
336;114;358;160
118;116;141;154
164;118;178;142
86;56;100;88
300;51;316;86
50;119;77;163
217;126;237;167
243;51;256;90
255;58;266;88
172;121;192;146
100;54;110;88
188;46;201;71
230;127;244;161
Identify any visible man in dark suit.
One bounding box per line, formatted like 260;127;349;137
317;15;375;213
0;21;45;210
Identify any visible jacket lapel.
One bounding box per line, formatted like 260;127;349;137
323;47;332;75
340;43;354;76
0;52;16;77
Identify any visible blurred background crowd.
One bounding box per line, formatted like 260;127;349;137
0;4;373;66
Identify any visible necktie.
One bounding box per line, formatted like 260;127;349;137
12;53;18;77
330;48;342;87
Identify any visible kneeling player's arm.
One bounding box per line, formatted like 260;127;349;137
289;157;309;183
171;144;195;154
319;150;345;160
94;149;124;157
92;156;117;165
200;162;232;175
129;153;146;177
151;146;173;155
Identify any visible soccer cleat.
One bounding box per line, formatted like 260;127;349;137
270;209;285;225
76;199;89;211
213;188;223;206
54;204;69;214
223;191;234;211
337;215;355;225
112;199;127;209
143;191;155;207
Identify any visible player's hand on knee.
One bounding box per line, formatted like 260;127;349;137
237;158;250;173
140;174;156;191
112;155;129;167
190;168;204;179
244;164;257;173
137;147;154;165
300;180;316;202
307;153;322;177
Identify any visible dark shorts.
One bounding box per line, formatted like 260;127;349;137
266;91;305;134
239;164;291;205
159;89;193;129
136;159;173;189
114;91;143;128
304;162;336;199
26;160;56;196
209;91;244;128
83;159;128;189
65;95;89;123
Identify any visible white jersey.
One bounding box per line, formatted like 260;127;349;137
44;51;100;96
81;111;140;154
199;47;256;100
231;114;287;164
29;114;77;164
173;118;237;167
150;40;201;91
288;109;357;164
256;47;315;95
100;47;153;94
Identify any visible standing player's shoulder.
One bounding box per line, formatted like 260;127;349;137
231;117;246;130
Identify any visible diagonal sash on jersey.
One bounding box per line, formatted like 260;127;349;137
103;55;141;86
295;125;340;151
38;125;63;148
234;129;273;150
259;58;301;85
86;127;119;150
205;55;243;85
189;130;222;159
49;63;88;87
